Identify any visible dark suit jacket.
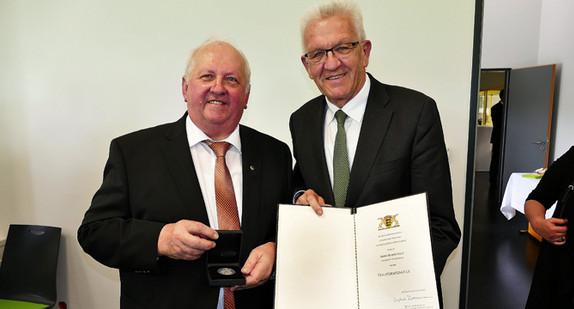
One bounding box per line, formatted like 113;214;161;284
526;146;574;308
78;113;292;309
490;101;503;145
290;74;460;278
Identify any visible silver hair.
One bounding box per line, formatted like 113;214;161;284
183;38;251;93
300;0;367;51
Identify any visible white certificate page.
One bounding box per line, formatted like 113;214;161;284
354;193;439;308
275;205;358;309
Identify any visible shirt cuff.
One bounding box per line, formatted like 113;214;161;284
292;190;306;204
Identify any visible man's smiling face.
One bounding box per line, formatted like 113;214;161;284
301;15;371;108
182;42;249;140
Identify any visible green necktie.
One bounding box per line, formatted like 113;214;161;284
333;110;349;207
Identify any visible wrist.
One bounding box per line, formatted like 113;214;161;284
293;190;306;204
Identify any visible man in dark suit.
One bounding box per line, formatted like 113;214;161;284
489;89;504;186
78;40;292;308
291;1;460;302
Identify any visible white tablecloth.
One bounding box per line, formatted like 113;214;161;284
500;172;556;220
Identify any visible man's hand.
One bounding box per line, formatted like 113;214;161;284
525;199;568;245
295;189;330;216
233;242;276;291
157;220;218;260
531;217;568;245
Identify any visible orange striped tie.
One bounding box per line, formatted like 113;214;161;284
205;140;240;309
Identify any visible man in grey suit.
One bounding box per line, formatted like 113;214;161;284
78;40;292;308
290;1;460;304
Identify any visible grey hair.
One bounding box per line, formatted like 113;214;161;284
300;0;366;51
183;38;251;93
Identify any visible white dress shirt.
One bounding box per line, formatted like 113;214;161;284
323;74;371;188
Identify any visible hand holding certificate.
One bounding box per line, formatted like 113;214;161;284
274;193;439;309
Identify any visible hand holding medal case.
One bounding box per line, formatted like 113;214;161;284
207;230;246;286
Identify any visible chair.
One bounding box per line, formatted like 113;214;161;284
0;225;61;309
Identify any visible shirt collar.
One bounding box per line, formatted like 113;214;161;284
185;116;242;153
325;73;371;123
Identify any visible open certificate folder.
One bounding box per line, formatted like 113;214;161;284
274;193;439;309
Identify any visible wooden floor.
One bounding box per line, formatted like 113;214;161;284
466;172;540;309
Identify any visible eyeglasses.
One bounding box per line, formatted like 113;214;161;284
304;41;361;64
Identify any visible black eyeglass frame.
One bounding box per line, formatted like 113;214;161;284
303;41;361;64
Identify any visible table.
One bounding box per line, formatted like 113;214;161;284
500;172;555;220
0;299;49;309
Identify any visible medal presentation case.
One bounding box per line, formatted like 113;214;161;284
207;230;246;286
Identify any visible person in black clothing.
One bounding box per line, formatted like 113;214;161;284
525;146;574;308
489;89;504;186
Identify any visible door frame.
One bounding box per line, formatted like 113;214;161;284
458;0;484;307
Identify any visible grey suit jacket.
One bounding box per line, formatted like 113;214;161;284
290;74;460;277
78;113;292;308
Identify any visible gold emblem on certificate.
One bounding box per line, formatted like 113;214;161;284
378;214;400;230
217;267;236;276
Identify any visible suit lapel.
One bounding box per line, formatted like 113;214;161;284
305;98;335;204
346;76;393;206
160;114;210;224
237;126;262;255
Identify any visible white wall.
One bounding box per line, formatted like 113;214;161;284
481;0;542;69
0;1;476;308
482;0;574;160
539;0;574;158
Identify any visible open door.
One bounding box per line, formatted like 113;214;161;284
499;64;556;197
